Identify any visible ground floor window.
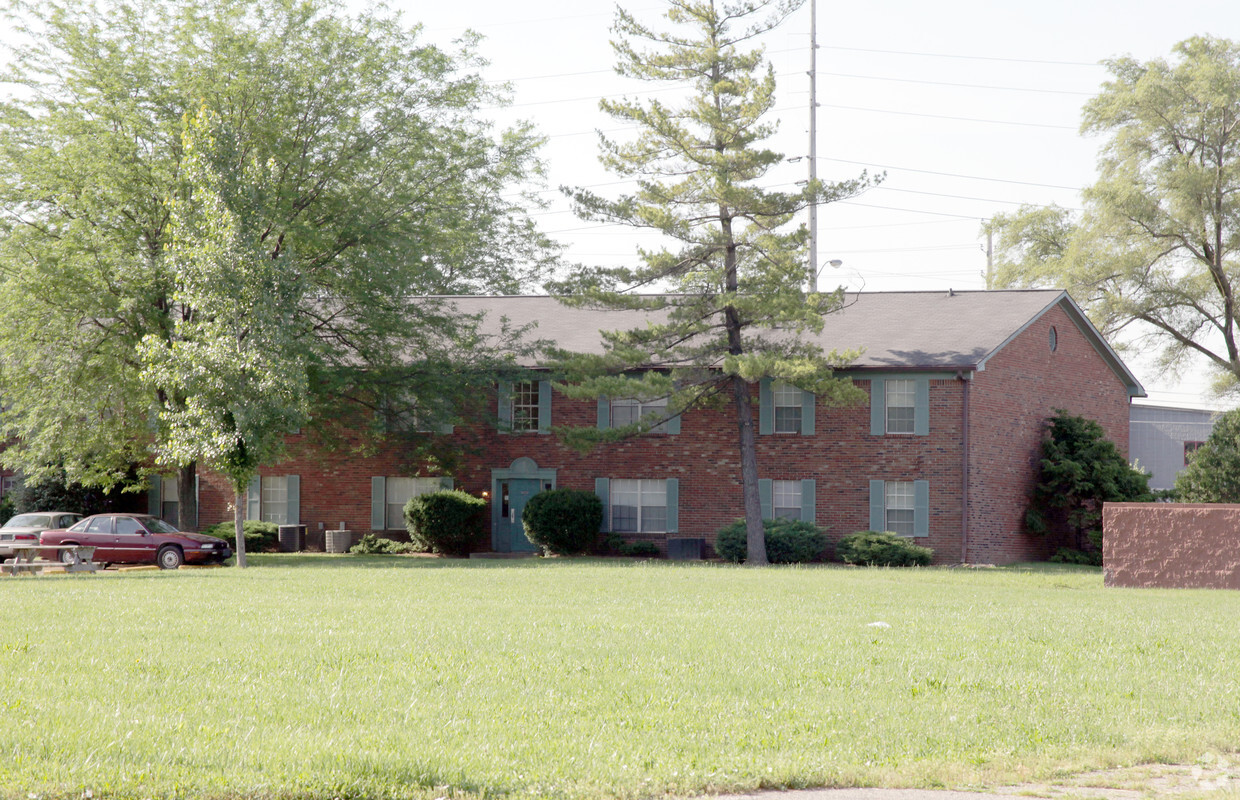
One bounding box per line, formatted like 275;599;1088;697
869;479;927;538
772;480;802;520
610;479;668;533
385;477;445;530
884;481;915;537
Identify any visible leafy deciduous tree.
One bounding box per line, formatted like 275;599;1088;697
986;36;1240;395
0;0;556;532
1175;408;1240;502
550;0;872;565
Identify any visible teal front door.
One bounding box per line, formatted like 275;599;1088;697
499;478;544;552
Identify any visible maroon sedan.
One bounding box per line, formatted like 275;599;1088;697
40;514;233;569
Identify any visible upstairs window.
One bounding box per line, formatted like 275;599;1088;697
511;381;541;432
885;379;916;434
612;396;669;433
773;382;803;434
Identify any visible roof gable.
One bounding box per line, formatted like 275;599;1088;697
435;289;1145;395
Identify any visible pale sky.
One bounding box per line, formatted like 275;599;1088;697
388;0;1238;409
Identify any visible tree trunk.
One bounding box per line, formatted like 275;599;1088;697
177;461;197;532
233;484;247;569
731;374;768;565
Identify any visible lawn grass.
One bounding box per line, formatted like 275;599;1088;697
1;557;1238;800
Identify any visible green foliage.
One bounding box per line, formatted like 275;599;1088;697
405;490;485;557
835;531;933;567
348;533;417;555
714;518;827;564
986;36;1240;393
604;534;662;558
0;494;14;525
1049;547;1103;567
1175;408;1240;502
521;489;603;555
0;0;556;513
548;1;872;564
202;520;279;552
14;469;144;516
1026;412;1153;551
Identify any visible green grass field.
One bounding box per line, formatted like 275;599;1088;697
1;557;1237;800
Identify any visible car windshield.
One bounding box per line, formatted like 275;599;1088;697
3;514;50;528
143;518;181;534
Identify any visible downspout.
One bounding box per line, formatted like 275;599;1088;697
959;371;971;564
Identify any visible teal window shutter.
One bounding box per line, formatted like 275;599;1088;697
869;480;885;531
497;380;512;432
801;390;815;436
370;477;386;531
594;478;610;532
537;380;552;433
597;396;610;430
914;377;930;436
147;476;161;516
758;478;773;520
286;475;300;525
800;479;816;524
666;412;681;435
247;476;261;520
870;380;886;435
758;378;774;435
439;477;454;490
914;480;930;538
665;478;678;532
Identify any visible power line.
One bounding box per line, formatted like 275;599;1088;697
821;103;1078;130
821;45;1101;67
818;71;1094;96
817;157;1083;191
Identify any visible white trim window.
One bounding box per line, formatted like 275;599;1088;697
885;481;915;536
885;379;916;434
610;479;668;533
772;480;802;521
773;382;802;434
612;396;668;433
261;476;289;525
385;477;443;530
511;381;540;432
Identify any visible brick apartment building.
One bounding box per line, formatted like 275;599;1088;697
167;289;1143;565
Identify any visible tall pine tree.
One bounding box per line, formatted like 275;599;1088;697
552;0;873;564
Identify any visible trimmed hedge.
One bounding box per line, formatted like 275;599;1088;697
714;518;827;564
405;490;485;557
836;531;932;567
522;488;603;555
349;533;417;555
202;520;280;553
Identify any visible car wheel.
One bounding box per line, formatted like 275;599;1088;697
58;548;78;564
156;546;184;570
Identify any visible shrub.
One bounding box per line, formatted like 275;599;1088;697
203;520;280;552
620;540;660;557
714;518;827;564
521;488;603;556
836;531;932;567
1049;547;1102;566
349;533;417;555
405;490;485;557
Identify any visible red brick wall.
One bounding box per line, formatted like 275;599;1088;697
1104;503;1240;589
195;303;1134;566
965;305;1132;564
197;379;967;561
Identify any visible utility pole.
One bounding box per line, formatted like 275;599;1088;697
984;223;994;289
806;0;819;293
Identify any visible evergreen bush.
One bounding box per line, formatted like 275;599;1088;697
405;490;485;557
836;531;932;567
522;488;603;555
714;518;826;564
348;533;417;555
203;520;280;552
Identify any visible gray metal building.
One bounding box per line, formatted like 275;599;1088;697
1129;403;1219;490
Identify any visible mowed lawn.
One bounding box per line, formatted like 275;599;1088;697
2;557;1238;800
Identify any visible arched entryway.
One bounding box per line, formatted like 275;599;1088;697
490;457;556;552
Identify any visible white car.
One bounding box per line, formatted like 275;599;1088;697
0;512;82;561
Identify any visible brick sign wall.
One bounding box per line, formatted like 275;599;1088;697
1104;502;1240;589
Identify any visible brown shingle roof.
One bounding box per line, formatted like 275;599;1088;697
437;289;1144;394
